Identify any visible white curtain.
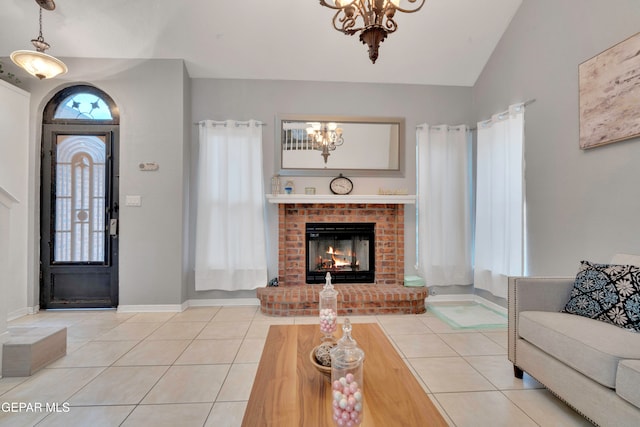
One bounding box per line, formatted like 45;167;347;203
417;125;473;287
195;120;268;291
473;104;526;298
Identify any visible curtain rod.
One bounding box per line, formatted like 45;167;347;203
415;124;468;130
194;120;267;127
469;99;536;131
414;99;535;132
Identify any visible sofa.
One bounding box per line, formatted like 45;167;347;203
508;254;640;426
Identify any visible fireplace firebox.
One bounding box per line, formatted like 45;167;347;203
305;223;375;284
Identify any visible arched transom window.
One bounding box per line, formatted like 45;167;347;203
54;93;113;120
44;84;119;124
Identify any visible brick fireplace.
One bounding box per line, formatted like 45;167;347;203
256;196;428;316
279;203;404;286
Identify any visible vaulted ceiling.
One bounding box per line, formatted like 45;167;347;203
1;0;522;86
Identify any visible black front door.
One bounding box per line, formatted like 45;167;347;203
40;125;119;308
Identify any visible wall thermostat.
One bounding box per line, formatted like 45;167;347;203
139;162;159;171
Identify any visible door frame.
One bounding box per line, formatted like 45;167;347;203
39;85;120;309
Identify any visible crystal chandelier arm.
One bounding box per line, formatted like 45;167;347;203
328;3;369;35
334;10;361;34
384;19;398;32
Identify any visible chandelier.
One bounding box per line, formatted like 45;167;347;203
306;122;344;164
10;1;68;80
319;0;426;63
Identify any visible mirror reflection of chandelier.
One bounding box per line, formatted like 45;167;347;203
319;0;426;64
306;122;344;164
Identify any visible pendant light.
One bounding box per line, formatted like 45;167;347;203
10;1;67;80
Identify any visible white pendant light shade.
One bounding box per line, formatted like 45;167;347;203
10;50;67;80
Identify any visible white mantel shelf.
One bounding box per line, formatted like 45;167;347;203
266;194;416;204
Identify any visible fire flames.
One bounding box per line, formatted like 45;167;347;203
316;246;359;271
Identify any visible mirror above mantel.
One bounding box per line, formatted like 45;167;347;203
276;114;405;177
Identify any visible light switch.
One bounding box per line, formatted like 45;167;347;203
125;195;142;207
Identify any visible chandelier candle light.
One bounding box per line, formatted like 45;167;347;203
319;0;426;63
10;1;67;80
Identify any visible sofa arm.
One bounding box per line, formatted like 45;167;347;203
507;276;575;367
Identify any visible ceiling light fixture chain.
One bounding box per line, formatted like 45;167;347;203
32;7;51;52
319;0;426;63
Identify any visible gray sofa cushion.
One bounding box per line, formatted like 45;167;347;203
617;360;640;408
519;311;640;388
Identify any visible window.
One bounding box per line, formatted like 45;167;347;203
43;85;119;124
54;93;113;120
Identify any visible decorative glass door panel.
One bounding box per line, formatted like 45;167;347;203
54;135;106;263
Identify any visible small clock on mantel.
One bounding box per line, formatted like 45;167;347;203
329;174;353;195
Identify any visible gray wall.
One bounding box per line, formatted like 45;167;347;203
188;79;473;300
473;0;640;276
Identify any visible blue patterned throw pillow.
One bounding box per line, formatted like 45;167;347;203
563;261;640;332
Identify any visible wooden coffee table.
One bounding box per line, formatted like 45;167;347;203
242;323;448;426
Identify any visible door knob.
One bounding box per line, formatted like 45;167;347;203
109;219;118;236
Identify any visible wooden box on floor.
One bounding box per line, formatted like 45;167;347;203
2;326;67;377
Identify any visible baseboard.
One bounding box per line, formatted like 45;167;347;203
7;308;29;322
7;306;39;322
116;298;260;313
186;298;260;307
117;304;184;313
426;294;507;315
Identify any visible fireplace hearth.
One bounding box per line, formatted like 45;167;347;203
306;223;375;284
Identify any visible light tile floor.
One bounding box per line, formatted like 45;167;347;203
0;305;593;426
